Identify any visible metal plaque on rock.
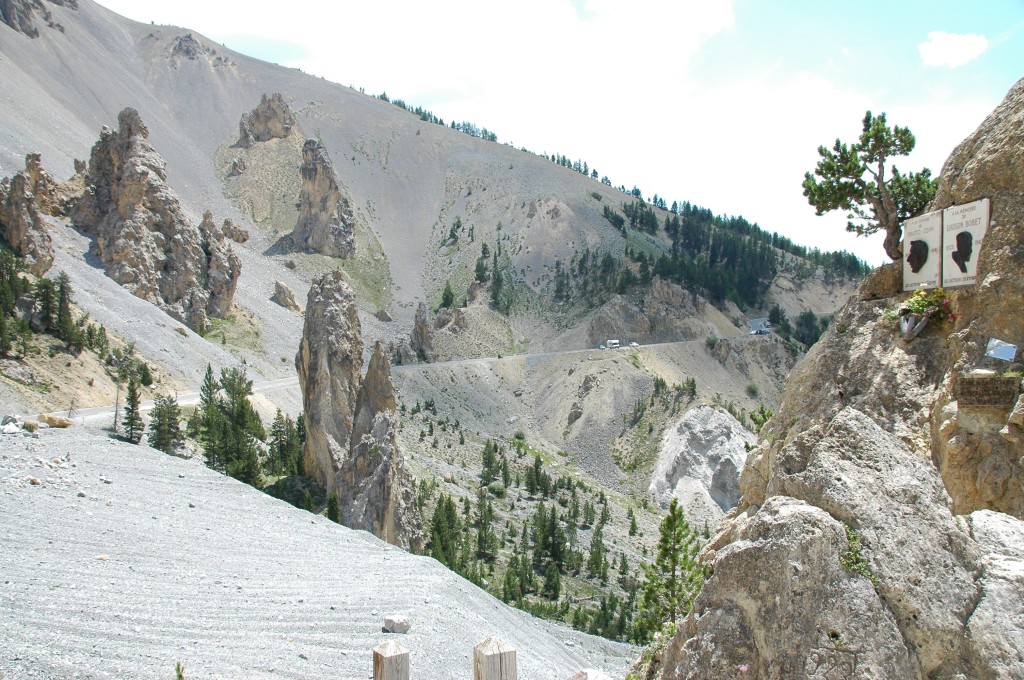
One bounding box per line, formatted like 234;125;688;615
903;210;942;291
942;198;990;288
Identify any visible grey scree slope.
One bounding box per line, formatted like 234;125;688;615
0;429;634;679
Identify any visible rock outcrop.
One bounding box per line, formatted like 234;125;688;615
296;271;423;551
588;276;725;346
649;78;1024;680
649;406;754;532
1;0;74;38
0;155;55;274
237;93;296;148
292;139;355;258
221;218;248;243
271;281;302;313
410;301;435;362
74;108;241;332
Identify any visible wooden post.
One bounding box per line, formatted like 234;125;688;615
373;640;409;680
474;635;516;680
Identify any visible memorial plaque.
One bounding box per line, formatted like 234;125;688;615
902;210;942;291
957;375;1021;408
942;198;990;288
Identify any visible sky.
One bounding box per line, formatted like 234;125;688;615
96;0;1024;265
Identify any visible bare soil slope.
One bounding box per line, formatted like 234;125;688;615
0;427;634;679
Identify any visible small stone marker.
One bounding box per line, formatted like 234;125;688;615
474;635;516;680
373;639;409;680
382;614;411;634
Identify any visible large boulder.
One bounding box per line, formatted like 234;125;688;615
237;93;296;148
74;108;241;332
292;139;355;258
296;271;423;550
661;496;915;679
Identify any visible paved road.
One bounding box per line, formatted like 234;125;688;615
49;335;754;425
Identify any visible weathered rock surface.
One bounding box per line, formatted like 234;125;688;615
221;217;248;243
588;277;727;346
237;93;296;148
0;155;55;274
271;280;302;313
926;76;1024;520
296;271;361;493
653;77;1024;680
74;108;241;332
410;301;435;362
660;496;915;679
296;271;423;550
292;139;355;258
0;0;73;38
649;406;754;531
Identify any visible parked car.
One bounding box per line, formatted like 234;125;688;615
598;344;606;350
628;341;639;348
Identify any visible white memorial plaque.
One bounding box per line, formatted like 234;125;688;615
902;210;942;291
942;198;990;288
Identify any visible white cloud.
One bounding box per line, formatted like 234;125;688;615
918;31;989;68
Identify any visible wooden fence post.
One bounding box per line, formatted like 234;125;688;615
373;639;410;680
474;635;517;680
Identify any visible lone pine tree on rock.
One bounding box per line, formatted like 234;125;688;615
802;111;936;261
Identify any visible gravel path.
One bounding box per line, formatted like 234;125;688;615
0;428;635;680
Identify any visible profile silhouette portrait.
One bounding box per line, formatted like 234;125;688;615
951;231;973;273
906;239;928;273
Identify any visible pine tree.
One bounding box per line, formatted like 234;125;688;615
635;498;703;642
121;377;144;444
542;562;561;600
440;280;455;309
147;393;181;453
327;493;340;523
430;494;461;568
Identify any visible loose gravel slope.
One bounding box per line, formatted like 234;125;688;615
0;429;634;680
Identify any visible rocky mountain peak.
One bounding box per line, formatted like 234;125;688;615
646;77;1024;680
237;93;296;148
292;139;355;258
74;107;240;331
296;272;423;550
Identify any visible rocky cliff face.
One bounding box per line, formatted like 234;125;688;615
648;78;1024;680
74;108;241;332
649;406;754;532
588;277;729;346
296;271;423;550
0;154;55;274
237;93;296;148
292;139;355;258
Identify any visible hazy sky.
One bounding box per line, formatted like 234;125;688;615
96;0;1024;264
